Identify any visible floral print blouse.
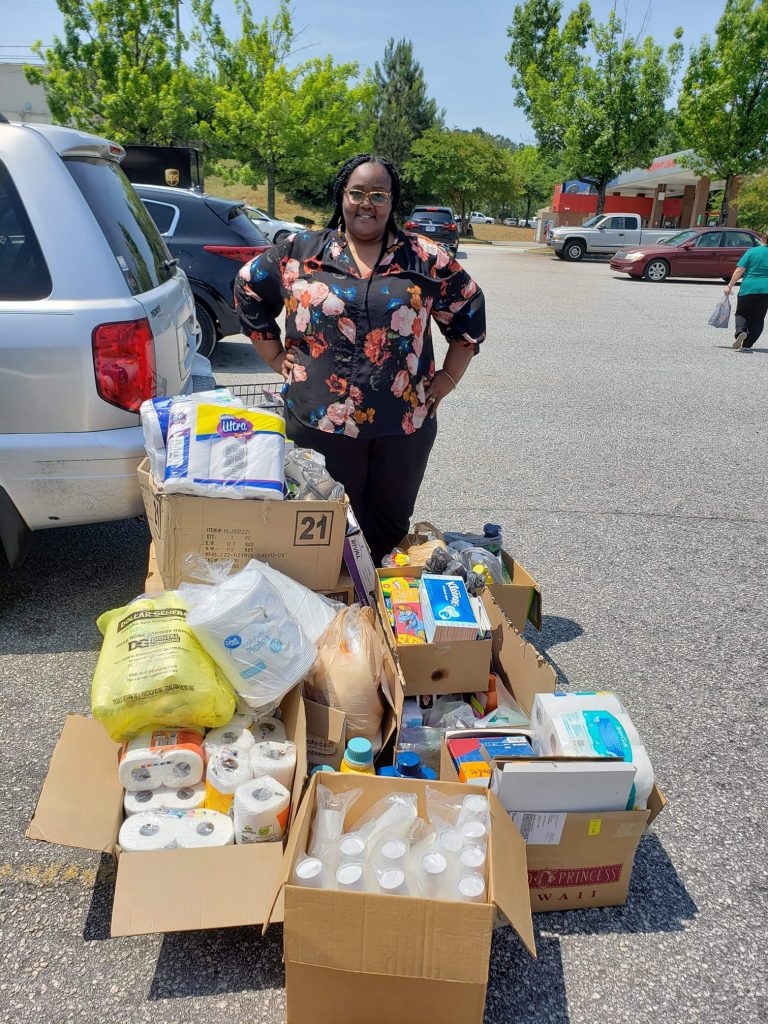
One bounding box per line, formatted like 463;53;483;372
234;228;486;439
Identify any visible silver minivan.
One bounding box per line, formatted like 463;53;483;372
0;118;199;566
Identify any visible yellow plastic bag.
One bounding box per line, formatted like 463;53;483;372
91;593;236;741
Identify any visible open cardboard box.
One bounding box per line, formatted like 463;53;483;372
398;522;542;632
26;688;308;936
267;772;537;1024
440;744;668;912
138;459;346;591
376;567;494;697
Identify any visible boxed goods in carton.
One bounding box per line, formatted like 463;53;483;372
137;389;347;590
269;772;536;1024
384;521;541;632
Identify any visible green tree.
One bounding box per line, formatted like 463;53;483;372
506;1;683;212
510;145;561;223
194;0;372;216
678;0;768;224
25;0;210;144
407;129;522;231
738;172;768;232
371;38;443;167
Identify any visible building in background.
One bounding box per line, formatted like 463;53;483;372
0;62;51;124
543;152;737;233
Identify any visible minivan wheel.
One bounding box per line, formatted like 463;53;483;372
564;240;586;261
643;259;669;282
195;300;218;358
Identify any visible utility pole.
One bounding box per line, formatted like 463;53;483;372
175;0;182;68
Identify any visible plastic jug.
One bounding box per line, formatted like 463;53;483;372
339;737;375;775
378;752;437;780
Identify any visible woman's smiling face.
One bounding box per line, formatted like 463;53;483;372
342;161;393;244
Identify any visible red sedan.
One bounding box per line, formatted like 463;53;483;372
610;227;762;282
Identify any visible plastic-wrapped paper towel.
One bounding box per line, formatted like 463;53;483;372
119;729;206;791
249;740;297;791
163;397;286;500
233;775;291;844
140;390;235;485
177;809;235;847
183;562;317;713
251;717;286;743
205;745;253;814
124;783;205;816
248;559;342;643
203;725;256;758
119;810;180;852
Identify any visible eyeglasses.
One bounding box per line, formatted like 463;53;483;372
344;188;392;206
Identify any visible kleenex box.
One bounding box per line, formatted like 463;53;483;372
419;574;480;643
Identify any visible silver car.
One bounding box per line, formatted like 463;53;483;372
0;117;199;567
244;205;303;244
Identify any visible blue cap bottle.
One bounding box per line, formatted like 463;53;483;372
378;751;437;780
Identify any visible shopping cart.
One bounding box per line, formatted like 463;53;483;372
223;379;286;409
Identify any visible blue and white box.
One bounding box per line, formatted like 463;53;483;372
419;574;480;643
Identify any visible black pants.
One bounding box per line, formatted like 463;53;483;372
735;292;768;348
285;409;437;567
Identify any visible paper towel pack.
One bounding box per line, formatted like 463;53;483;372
233;775;291;844
119;729;205;792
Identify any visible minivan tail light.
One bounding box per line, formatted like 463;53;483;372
203;245;269;262
92;318;156;412
404;221;418;229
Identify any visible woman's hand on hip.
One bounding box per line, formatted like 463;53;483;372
424;370;456;419
271;349;295;380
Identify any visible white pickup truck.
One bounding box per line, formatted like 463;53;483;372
547;214;676;261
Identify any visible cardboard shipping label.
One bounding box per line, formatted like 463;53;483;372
511;812;566;846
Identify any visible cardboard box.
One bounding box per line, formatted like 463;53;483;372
440;742;667;912
398;523;542;632
26;688;308;936
491;758;638;813
376;567;493;697
138;459;346;590
268;772;536;1024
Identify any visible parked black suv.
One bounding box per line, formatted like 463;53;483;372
136;184;270;356
403;206;459;254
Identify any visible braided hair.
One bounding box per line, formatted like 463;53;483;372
327;154;401;235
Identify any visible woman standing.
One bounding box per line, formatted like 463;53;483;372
724;232;768;350
234;154;486;565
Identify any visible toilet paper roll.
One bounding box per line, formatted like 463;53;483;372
119;728;205;791
248;740;297;791
226;710;255;731
205;746;253;814
119;810;179;852
233;775;291;844
161;745;206;787
124;783;207;816
176;809;235;848
251;717;287;743
204;726;256;758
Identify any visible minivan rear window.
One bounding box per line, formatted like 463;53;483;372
0;158;52;300
66;158;174;296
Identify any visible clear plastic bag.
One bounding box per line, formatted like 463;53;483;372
708;294;731;328
284;447;345;501
180;559;317;713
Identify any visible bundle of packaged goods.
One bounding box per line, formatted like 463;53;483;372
383;521;542;632
140;390;345;502
293;783;491;902
381;572;492;646
88;556;372;856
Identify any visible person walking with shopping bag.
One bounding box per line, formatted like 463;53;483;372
234;153;486;565
724;232;768;350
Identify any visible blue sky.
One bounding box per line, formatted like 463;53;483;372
1;0;728;140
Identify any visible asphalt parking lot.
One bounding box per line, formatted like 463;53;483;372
1;248;767;1024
